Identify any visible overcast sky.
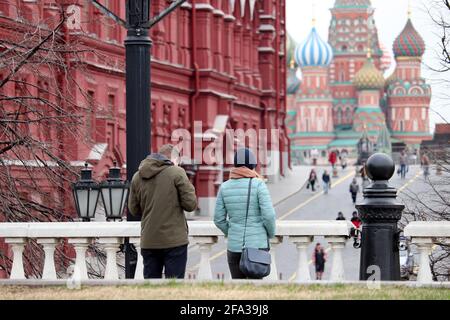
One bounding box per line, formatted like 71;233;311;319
286;0;450;132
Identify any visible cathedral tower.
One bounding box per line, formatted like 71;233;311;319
328;0;382;127
386;8;432;147
289;21;335;161
353;49;386;134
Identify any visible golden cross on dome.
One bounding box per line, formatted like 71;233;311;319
312;0;316;27
407;0;412;19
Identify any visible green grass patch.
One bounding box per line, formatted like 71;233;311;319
0;283;449;300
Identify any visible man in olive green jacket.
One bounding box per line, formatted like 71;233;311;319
128;144;197;279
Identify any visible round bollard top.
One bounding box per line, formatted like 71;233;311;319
365;153;395;181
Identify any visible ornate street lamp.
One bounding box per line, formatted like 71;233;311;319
356;153;404;280
72;163;100;222
357;129;373;165
99;162;129;221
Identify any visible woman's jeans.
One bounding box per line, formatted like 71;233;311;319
400;164;407;179
323;182;329;194
351;192;357;204
423;165;430;177
227;251;247;279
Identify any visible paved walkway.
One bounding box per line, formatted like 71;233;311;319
266;165;311;205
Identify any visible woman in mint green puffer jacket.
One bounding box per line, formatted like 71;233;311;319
214;148;276;279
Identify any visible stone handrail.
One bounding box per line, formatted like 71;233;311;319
404;221;450;283
0;220;352;281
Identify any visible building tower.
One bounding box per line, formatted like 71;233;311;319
289;19;334;162
386;7;432;147
328;0;382;128
353;48;386;135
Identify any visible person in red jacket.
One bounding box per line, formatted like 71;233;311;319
351;211;362;229
328;151;337;169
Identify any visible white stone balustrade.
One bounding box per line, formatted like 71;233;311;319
265;236;283;281
279;220;351;282
0;220;353;281
404;221;450;283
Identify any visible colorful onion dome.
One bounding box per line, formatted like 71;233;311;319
379;43;392;71
354;57;385;90
393;19;425;57
294;27;333;67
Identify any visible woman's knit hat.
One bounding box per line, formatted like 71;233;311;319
234;148;257;170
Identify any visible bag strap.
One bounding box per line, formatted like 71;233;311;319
242;178;271;250
242;178;253;249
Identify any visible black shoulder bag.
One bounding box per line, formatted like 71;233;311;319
239;178;271;279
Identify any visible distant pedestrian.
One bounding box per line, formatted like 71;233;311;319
311;149;319;166
307;169;318;192
350;211;362;229
312;243;327;280
349;178;360;204
421;153;430;178
128;144;197;279
340;155;347;170
350;211;362;239
322;170;331;194
398;150;408;179
329;151;337;169
336;211;346;220
411;149;418;165
360;163;370;189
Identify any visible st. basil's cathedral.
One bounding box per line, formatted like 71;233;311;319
286;0;432;164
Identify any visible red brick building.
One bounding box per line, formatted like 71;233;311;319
0;0;289;217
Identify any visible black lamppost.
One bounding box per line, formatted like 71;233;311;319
72;163;100;222
123;0;152;279
356;153;405;280
99;162;129;221
90;0;188;279
357;131;373;166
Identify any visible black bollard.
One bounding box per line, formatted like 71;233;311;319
356;153;405;281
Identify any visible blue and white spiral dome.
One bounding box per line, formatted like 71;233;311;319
294;27;333;67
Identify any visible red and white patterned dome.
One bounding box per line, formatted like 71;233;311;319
393;19;425;57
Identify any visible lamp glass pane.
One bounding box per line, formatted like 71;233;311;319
88;189;99;218
120;189;129;215
111;188;125;218
101;188;112;217
76;189;89;218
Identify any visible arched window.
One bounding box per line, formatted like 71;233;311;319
346;108;351;123
409;87;423;95
394;87;406;95
337;108;343;124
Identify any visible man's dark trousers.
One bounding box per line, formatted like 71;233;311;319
141;244;188;279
